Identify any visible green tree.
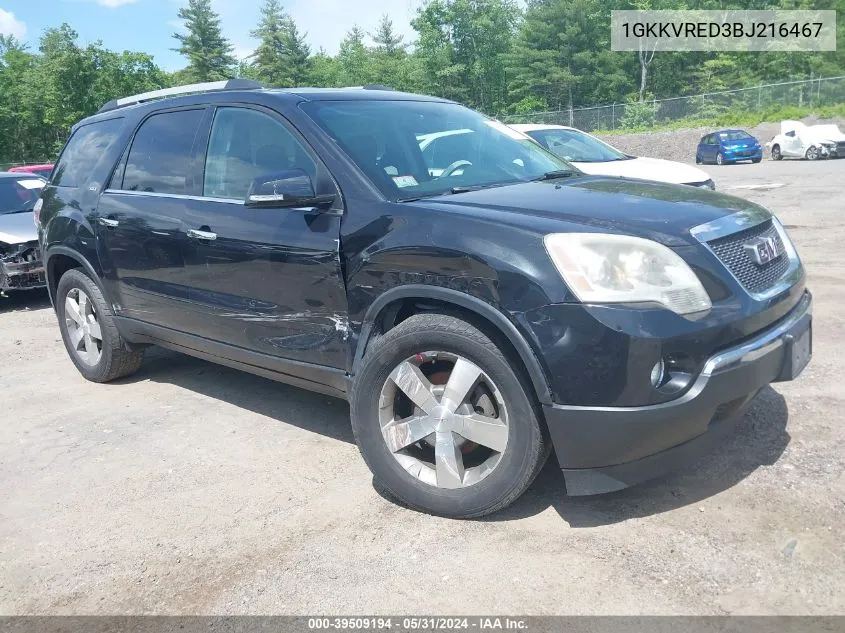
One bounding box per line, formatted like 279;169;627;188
412;0;519;112
278;17;311;86
309;47;341;86
0;25;169;163
372;15;406;56
250;0;311;87
172;0;236;82
370;15;412;89
508;0;633;115
337;26;372;85
250;0;287;85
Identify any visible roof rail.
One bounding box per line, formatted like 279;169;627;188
97;78;264;114
342;85;394;91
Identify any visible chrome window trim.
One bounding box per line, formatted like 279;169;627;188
102;189;244;205
690;210;803;301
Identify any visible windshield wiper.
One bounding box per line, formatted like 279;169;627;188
397;181;518;202
533;169;574;182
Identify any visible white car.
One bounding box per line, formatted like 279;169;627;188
0;172;46;293
765;120;845;161
510;124;715;189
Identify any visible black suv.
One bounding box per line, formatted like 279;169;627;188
37;81;812;517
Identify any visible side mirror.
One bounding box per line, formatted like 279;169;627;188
245;169;324;208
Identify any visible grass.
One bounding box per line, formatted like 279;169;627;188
596;103;845;136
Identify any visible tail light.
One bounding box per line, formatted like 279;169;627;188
33;198;43;227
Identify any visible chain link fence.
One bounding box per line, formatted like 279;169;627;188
502;76;845;132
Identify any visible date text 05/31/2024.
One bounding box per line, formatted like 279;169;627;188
307;617;528;630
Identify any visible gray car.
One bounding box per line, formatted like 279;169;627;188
0;172;46;293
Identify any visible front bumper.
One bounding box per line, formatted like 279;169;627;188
543;290;812;495
0;242;45;291
724;149;762;161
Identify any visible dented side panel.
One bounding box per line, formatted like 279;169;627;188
180;198;349;370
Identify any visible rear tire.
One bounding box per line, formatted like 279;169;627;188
350;313;547;518
56;268;144;383
716;152;724;165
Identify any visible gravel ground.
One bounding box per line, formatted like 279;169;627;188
1;156;844;615
596;116;845;163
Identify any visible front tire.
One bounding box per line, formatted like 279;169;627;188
56;268;144;382
716;152;725;165
806;146;820;160
772;145;782;161
350;313;547;518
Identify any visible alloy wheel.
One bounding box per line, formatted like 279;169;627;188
378;351;509;489
64;288;103;366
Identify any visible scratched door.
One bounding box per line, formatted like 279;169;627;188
180;105;349;370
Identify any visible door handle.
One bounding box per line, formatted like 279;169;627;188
98;217;119;228
187;229;217;241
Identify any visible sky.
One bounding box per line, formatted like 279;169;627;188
0;0;425;70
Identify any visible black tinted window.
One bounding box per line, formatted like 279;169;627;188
203;107;317;199
122;109;204;194
52;118;123;188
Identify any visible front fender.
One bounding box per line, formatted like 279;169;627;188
351;284;555;406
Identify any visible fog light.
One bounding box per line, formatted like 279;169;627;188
650;359;665;387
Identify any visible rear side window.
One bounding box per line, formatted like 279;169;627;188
122;109;204;195
52;118;123;188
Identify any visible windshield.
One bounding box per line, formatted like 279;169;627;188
301;100;572;200
0;178;44;215
526;128;629;163
718;131;753;142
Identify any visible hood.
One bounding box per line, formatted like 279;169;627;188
571;156;711;186
409;175;765;247
0;211;38;244
802;124;845;144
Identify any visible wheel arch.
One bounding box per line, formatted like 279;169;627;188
44;246;107;309
352;285;554;406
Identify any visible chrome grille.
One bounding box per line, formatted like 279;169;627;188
707;220;789;294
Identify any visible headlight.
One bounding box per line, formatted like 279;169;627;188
544;233;712;315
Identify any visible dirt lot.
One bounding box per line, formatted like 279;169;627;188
1;156;844;615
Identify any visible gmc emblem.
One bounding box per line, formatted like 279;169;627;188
744;235;782;266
